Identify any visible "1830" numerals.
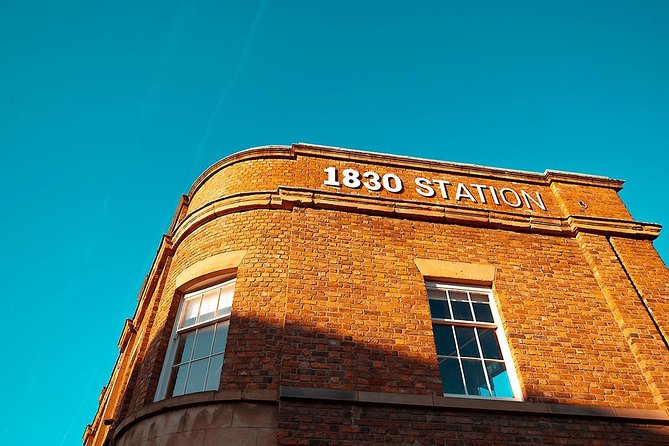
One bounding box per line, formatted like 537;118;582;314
324;167;404;193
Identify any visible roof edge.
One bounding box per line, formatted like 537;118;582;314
188;145;293;197
187;143;625;198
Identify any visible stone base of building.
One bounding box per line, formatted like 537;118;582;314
112;397;277;446
107;388;669;446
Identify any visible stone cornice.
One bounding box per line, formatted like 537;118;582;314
169;187;661;252
567;215;661;238
117;319;136;353
295;143;625;188
132;235;174;325
167;194;190;236
545;170;624;190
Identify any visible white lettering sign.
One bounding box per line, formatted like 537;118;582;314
323;167;546;211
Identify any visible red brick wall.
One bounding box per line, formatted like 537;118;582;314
86;145;669;446
550;182;633;220
576;232;669;410
126;209;294;413
610;237;669;343
277;401;669;446
281;208;657;407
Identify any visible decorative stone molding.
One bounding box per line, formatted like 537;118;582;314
170;189;661;251
175;250;247;291
414;259;496;285
189;144;627;195
112;390;279;446
118;319;136;353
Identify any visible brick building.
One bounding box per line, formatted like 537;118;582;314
85;143;669;445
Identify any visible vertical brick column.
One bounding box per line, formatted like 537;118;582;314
610;237;669;346
577;232;669;411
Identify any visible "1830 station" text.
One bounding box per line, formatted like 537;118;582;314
323;166;547;211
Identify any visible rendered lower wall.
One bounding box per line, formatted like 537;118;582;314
114;401;277;446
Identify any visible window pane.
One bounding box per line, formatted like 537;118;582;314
176;331;196;364
424;285;516;401
185;358;208;394
449;291;468;301
217;284;234;318
472;302;494;323
198;288;220;323
470;293;488;302
427;288;447;300
462;359;489;396
455;326;480;358
478;328;503;359
181;297;201;328
429;299;451;319
192;325;215;360
171;364;188;397
433;325;457;356
213;321;229;354
450;301;473;321
205;354;224;390
486;361;513;398
439;358;465;395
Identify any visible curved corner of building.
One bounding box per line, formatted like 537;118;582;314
85;143;669;446
187;145;296;202
110;392;278;446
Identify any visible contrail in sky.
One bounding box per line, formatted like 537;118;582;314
195;0;271;164
59;361;104;445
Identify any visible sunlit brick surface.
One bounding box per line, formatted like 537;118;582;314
86;144;669;446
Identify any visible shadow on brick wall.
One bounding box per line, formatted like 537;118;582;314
101;315;669;446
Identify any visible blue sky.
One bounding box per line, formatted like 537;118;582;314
1;1;667;444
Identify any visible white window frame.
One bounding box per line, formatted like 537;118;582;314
427;282;522;400
154;278;235;401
